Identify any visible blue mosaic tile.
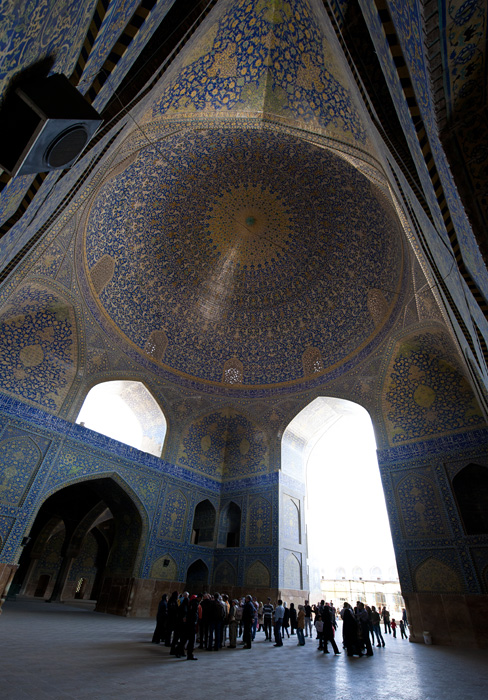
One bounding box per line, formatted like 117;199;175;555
85;127;404;387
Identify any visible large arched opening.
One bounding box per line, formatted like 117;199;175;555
12;477;143;616
282;397;401;612
76;380;167;457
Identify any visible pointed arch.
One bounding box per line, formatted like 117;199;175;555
414;557;463;594
186;559;209;589
191;499;216;546
284;552;302;589
218;500;241;547
283;496;300;543
36;472;149;576
31;517;65;558
76;379;167;456
150;553;178;581
452;463;488;535
245;560;270;588
213;560;237;586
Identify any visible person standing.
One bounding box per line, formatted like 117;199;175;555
282;602;290;639
341;602;359;656
322;603;340;655
382;606;391;634
329;601;337;630
166;590;179;647
371;605;385;647
273;599;285;646
171;591;189;657
251;597;259;641
263;597;274;640
289;602;297;635
356;602;374;656
228;599;238;648
199;593;211;649
315;614;324;650
304;600;312;637
399;619;408;639
208;592;225;651
402;607;408;627
178;593;201;660
152;593;168;644
296;605;306;645
242;595;254;648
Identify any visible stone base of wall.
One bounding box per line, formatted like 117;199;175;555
94;578;312;618
278;588;309;608
405;592;488;649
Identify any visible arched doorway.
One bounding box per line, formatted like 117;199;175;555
12;477;143;616
282;397;399;610
186;559;209;592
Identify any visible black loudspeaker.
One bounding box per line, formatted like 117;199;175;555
0;74;102;176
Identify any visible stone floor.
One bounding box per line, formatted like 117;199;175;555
1;599;488;700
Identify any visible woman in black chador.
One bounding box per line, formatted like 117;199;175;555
165;590;179;646
151;593;168;643
321;603;340;655
289;602;297;635
341;602;359;656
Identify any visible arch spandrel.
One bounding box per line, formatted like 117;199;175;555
176;408;269;481
0;437;42;507
380;327;487;446
0;283;79;413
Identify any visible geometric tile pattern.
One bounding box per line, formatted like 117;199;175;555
85;128;404;386
0;284;77;411
0;437;40;506
177;409;269;480
384;330;485;443
396;473;447;538
247;496;272;546
158;490;188;541
152;0;367;144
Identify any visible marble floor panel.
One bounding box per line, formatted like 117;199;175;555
1;600;487;700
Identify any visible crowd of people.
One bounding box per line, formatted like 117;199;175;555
152;591;409;660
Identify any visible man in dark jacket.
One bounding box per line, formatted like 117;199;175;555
242;595;255;648
171;592;189;657
179;593;201;660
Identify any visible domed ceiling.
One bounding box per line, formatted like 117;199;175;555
83;127;406;390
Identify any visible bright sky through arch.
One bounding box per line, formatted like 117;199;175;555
284;398;398;594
